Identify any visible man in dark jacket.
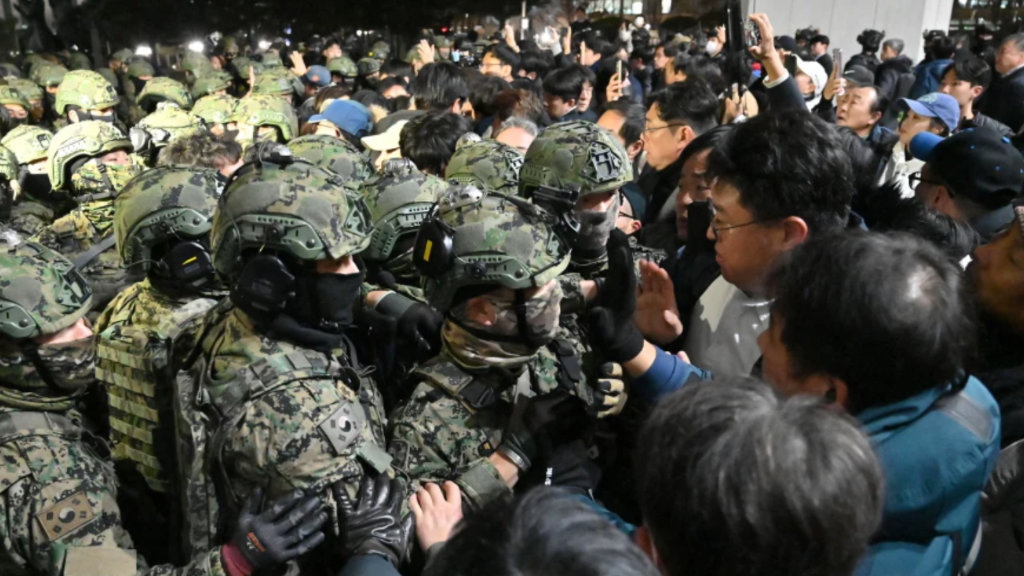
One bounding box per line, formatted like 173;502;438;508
848;29;885;73
910;35;956;98
876;38;915;102
977;33;1024;132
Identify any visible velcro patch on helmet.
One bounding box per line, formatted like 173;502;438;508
318;402;365;456
35;490;97;541
588;142;623;184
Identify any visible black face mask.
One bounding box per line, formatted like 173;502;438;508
285;270;365;334
20;173;53;200
130;77;147;94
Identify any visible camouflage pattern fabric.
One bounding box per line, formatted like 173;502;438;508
136;77;193;112
54;70;120;115
47;121;132;192
228;94;298;142
9;200;58;237
29;63;68;88
287;134;374;183
444;139;524;195
191;94;237;127
325;57;357;79
2;124;52;166
519;119;634;202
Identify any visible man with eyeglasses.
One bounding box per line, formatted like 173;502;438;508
630;110;854;377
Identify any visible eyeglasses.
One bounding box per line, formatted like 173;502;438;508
908;171;943;190
709;205;777;240
643;123;683;134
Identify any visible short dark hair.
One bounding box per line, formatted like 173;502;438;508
768;231;976;413
810;34;830;46
637;377;884;576
412;62;469;111
602;99;646;146
381;61;413;83
518;49;554;79
484;43;520;70
399;110;472;174
677;124;732;171
425;488;660;576
542;66;587;103
682;56;727;95
493;88;549;127
377;76;408;95
580;32;616;59
931;35;957;60
468;74;511;119
707;111;853;236
944;54;992;90
648;79;720;136
656;41;679;59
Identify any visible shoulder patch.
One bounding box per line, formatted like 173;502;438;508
35;490;96;541
318;402;365;456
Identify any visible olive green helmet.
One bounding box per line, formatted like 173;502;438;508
260;51;284;69
192;93;238;125
230;93;298;142
0;85;29;111
357;57;381;76
0;62;20;78
54;69;120;114
110;48;135;65
126;59;156;79
114;165;222;271
181;51;213;76
252;70;294;96
370;41;391;61
22;54;50;75
66;52;92;71
47;120;132;191
29;63;68;88
7;77;43;105
191;71;232;98
137;76;193;112
360;159;450;281
0;145;17;184
287;134;374;183
133;106;205;155
210;159;373;281
445;139;524;195
1;125;52;166
326;57;358;78
415;188;570;313
0;241;92;340
519;120;633;207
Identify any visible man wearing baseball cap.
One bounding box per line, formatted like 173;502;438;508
308;99;373;148
910;127;1024;241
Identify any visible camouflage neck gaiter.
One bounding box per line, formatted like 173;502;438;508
0;337;95;411
443;283;562;370
572;194;619;266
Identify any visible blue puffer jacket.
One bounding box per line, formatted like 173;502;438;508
909;58;953;99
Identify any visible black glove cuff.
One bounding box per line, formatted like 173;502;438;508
374;291;416;318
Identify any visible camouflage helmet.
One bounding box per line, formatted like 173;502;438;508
191;71;232;98
7;77;43;104
230;93;298;142
370;41;391;60
0;241;92;340
181;51;213;76
210;159;373;281
29;63;67;88
0;62;20;78
22;54;50;74
126;59;156;79
110;48;135;64
326;56;358;78
0;85;29;111
357;57;381;76
252;70;294;96
96;67;118;87
520;120;632;207
66;52;92;71
1;125;52;165
288;134;374;183
360;159;450;277
0;145;16;184
445;139;524;195
260;51;284;69
54;69;120;114
114;165;222;271
192;93;238;125
47;120;132;190
132;106;205;154
415;188;570;313
137;76;193;112
435;37;453;49
0;241;94;410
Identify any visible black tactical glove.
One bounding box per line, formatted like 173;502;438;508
375;292;443;360
228;489;327;573
334;474;414;567
498;392;589;472
586;229;645;363
541;439;601;496
591;362;628;418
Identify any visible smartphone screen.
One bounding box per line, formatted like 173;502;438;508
832;48;842;73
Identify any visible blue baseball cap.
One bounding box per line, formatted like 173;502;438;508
898;92;960;133
309;100;373;138
303;65;332;88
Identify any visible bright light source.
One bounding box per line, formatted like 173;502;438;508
187;40;205;53
135;45;153;57
258;39;272;50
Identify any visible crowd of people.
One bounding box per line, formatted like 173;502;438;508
0;7;1023;576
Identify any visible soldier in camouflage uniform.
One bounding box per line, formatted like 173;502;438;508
388;187;601;511
6;78;46;125
0;85;32;128
326;57;358;86
0;146;15;225
177;156;393;567
444;138;524;196
191;73;232;100
288;133;374;183
130;106;206;167
191;94;237;138
229;94;297;149
0;239;327;576
93;166;224;563
2;125;75;237
54;70;121;129
32;121;145;312
132;78;193;126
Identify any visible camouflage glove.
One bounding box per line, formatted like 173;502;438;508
586;229;645;363
375;291;443;359
223;489;327;576
498;392;589;472
334;475;414;567
591;362;628;418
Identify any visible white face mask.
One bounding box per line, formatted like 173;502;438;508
705;40;720;56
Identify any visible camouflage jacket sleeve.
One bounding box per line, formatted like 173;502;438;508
388;381;510;512
558;272;587;316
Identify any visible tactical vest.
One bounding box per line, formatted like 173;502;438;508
96;297;217;494
174;307;391;559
